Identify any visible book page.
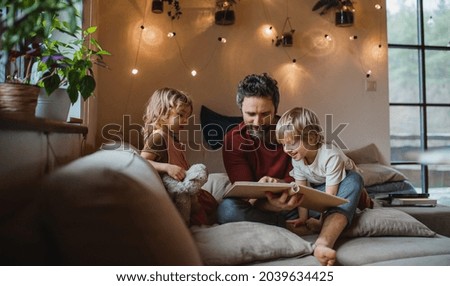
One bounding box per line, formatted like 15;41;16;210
223;181;348;212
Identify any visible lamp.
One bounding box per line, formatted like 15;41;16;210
152;0;164;14
215;1;236;25
335;9;354;27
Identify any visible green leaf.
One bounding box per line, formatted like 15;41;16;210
67;84;79;104
79;75;96;100
43;73;61;96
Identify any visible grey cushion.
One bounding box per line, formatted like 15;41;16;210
335;235;450;265
343;208;436;237
40;149;202;265
191;221;314;265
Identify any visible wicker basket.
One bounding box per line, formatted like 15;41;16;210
0;83;40;116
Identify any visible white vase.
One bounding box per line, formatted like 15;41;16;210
35;88;71;121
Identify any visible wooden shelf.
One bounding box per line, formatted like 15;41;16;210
0;115;88;136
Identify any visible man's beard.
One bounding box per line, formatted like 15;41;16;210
246;124;275;143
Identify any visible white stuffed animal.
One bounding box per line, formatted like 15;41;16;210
161;163;208;225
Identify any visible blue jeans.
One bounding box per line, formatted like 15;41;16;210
217;171;363;228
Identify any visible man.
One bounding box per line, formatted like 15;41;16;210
217;73;362;266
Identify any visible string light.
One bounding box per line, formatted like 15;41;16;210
264;26;274;36
349;35;358;40
131;68;139;75
427;16;434;26
218;37;227;43
324;34;332;41
366;70;372;78
375;4;382;10
191;70;197;77
167;32;176;38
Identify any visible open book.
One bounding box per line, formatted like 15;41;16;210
223;181;349;213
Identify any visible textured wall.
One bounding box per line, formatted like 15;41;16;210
94;0;390;162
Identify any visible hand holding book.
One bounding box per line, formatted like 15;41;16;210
223;181;348;213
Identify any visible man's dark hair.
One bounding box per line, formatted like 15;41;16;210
236;73;280;113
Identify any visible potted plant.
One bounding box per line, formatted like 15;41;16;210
37;19;110;105
0;0;79;117
33;18;111;121
312;0;355;27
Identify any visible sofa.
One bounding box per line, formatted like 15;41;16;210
2;141;450;266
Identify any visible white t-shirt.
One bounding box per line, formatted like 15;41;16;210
289;143;359;186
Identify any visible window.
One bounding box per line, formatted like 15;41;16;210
0;3;83;121
387;0;450;206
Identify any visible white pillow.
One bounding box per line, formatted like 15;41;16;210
343;208;436;237
191;221;313;265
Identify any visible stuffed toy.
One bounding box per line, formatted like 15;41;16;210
161;163;209;225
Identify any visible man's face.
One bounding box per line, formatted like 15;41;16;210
241;96;276;139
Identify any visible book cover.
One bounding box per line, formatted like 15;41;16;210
223;181;349;212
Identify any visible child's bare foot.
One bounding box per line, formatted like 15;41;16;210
313;244;336;266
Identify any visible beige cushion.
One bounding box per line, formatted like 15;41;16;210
191;221;313;265
202;173;231;202
345;143;380;164
40;149;202;265
343;208;436;237
358;163;407;186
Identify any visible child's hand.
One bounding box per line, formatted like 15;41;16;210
286;217;307;228
167;164;186;181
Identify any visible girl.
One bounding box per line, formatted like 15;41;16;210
140;87;217;226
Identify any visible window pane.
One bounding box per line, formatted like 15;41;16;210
388;49;420;103
428;164;450;206
393;164;421;189
427;107;450;149
426;50;450;103
387;0;418;45
390;106;421;162
424;1;450;46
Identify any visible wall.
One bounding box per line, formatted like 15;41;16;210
94;0;390;163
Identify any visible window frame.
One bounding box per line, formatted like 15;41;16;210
388;0;450;193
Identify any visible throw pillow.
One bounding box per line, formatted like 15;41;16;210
345;143;380;164
343;208;436;237
200;105;242;150
191;221;313;265
201;173;232;202
358;163;407;186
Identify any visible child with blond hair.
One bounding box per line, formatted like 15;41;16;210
275;107;370;233
141;87;217;226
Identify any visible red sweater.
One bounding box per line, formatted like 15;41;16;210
222;121;293;183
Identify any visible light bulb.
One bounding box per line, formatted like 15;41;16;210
325;34;332;41
167;32;176;38
191;70;197;77
131;68;139;75
264;26;273;36
366;70;372;78
427;16;434;26
375;4;382;10
218;37;227;43
349;35;358;40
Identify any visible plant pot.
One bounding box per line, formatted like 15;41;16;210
0;83;40;117
35;88;71;121
215;9;235;25
335;10;354;27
